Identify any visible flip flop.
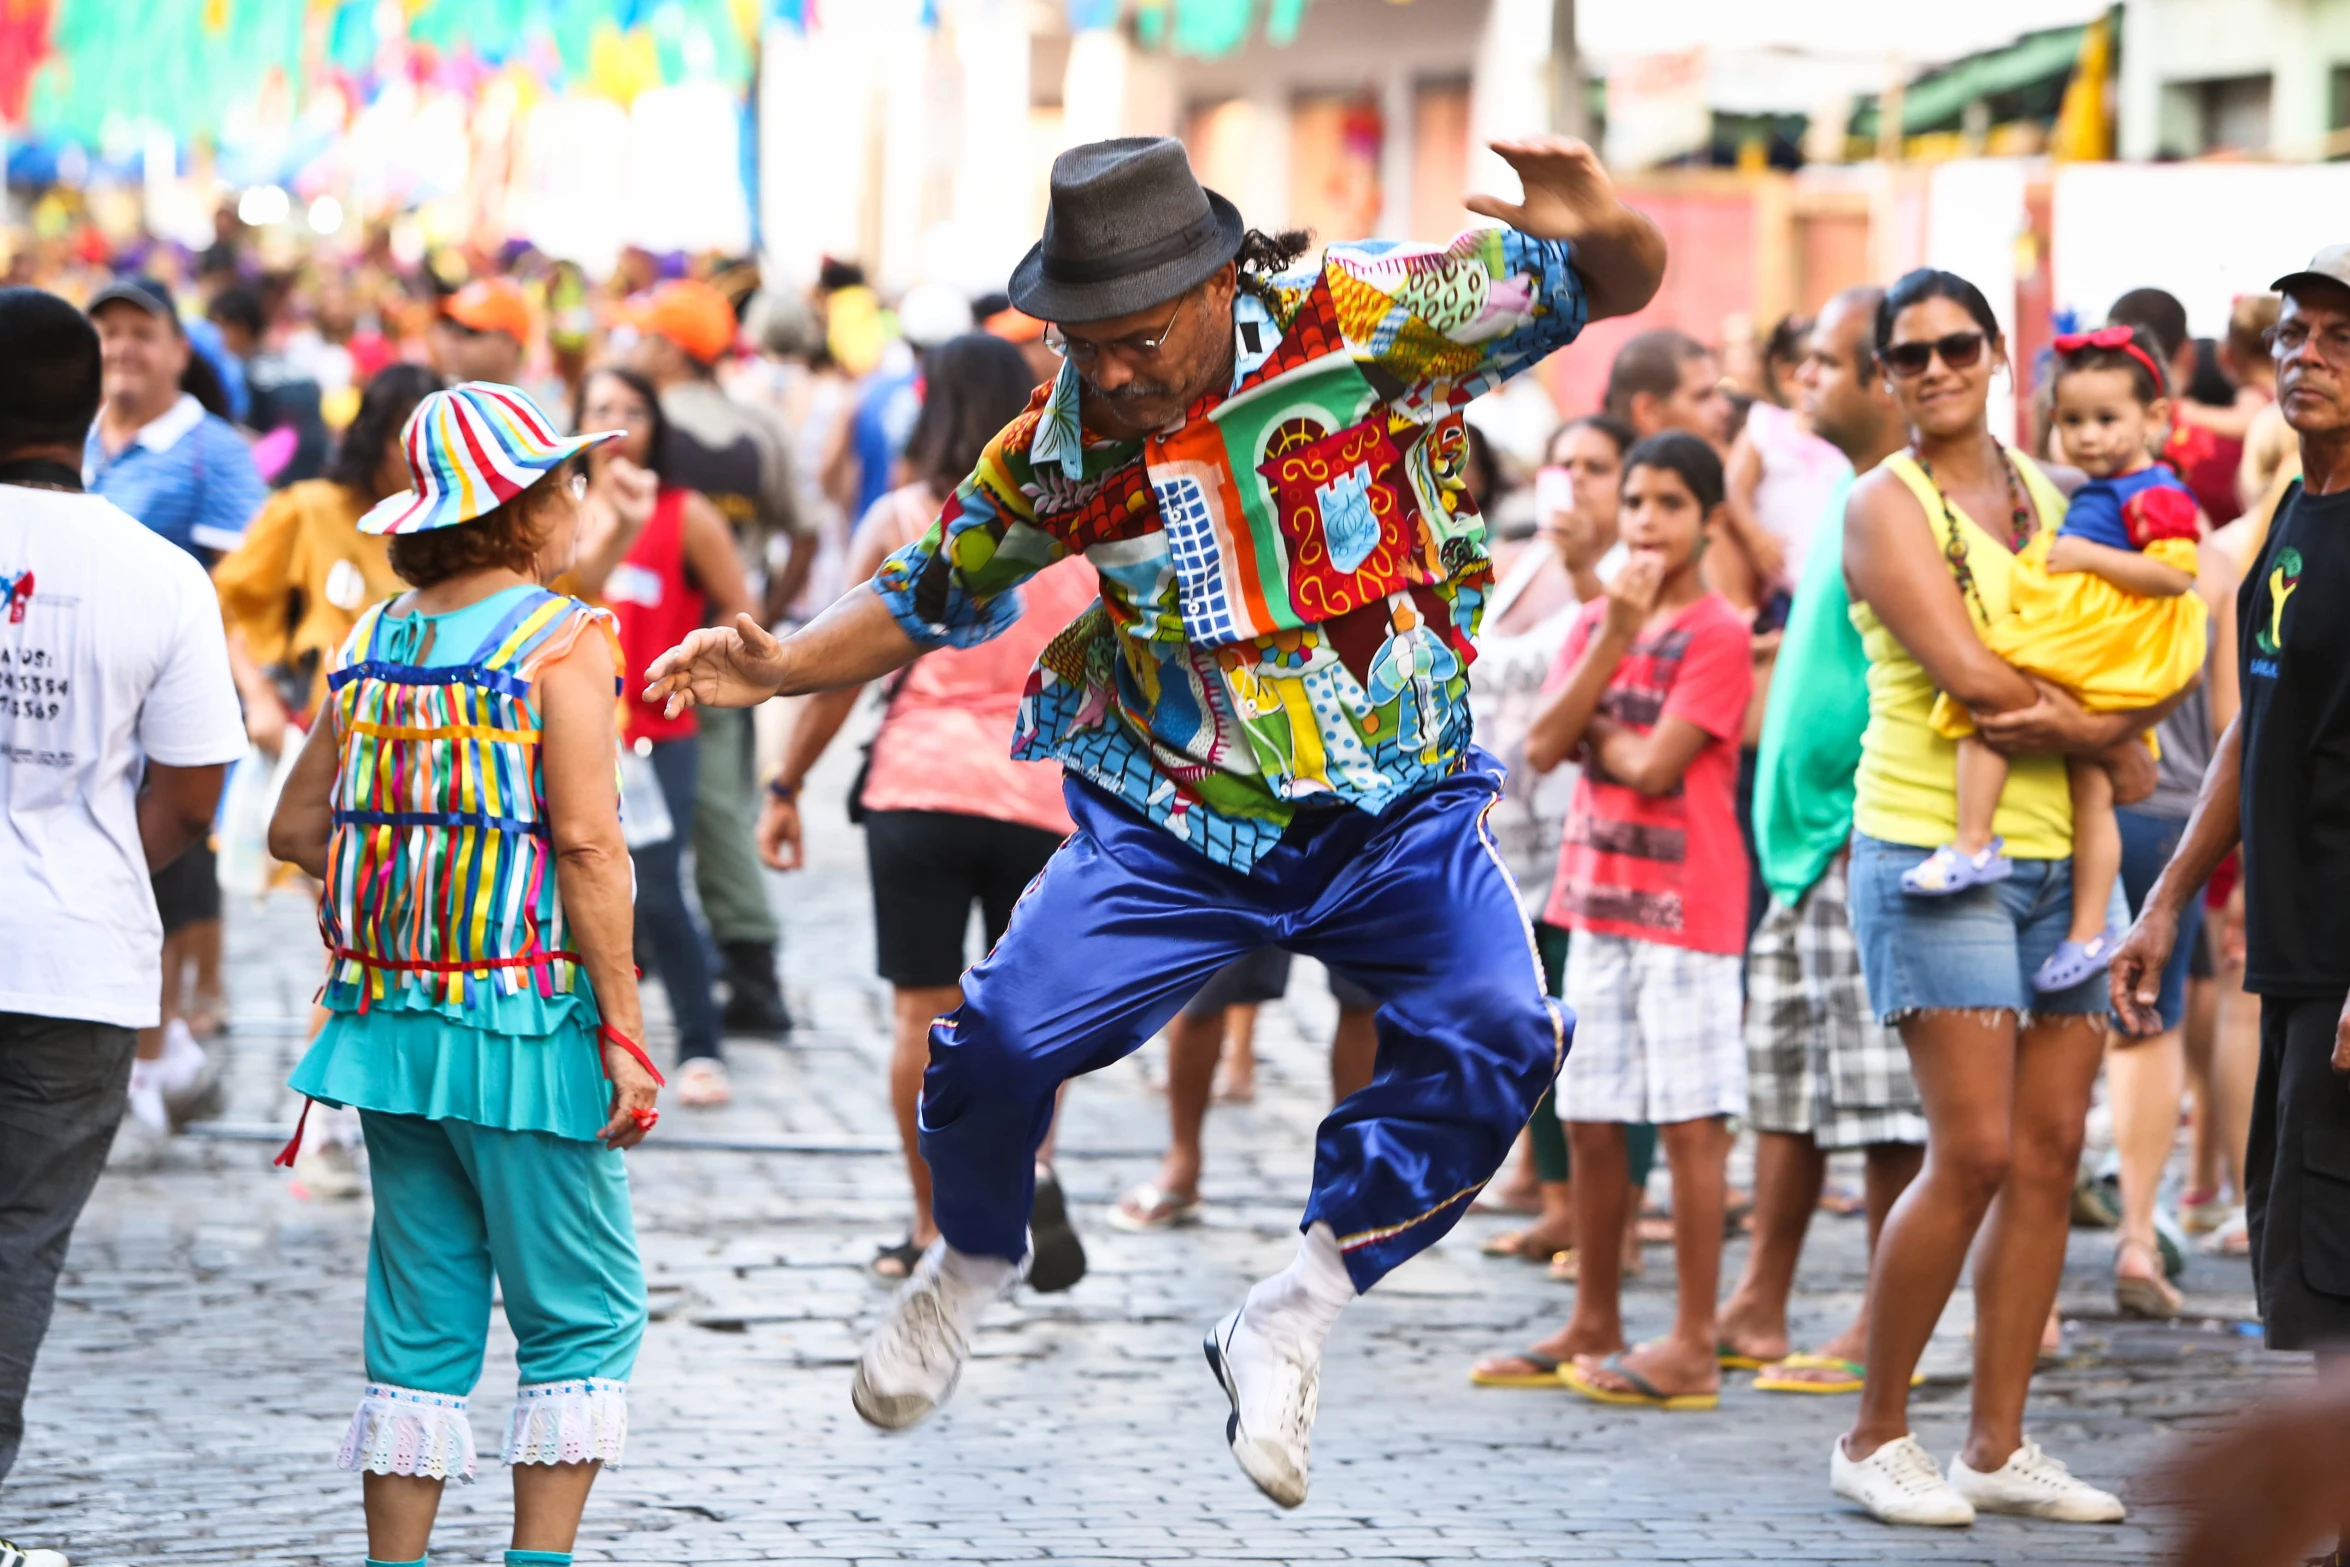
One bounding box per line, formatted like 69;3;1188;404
1468;1349;1565;1389
1754;1353;1926;1394
1716;1342;1774;1372
1560;1352;1719;1411
1106;1181;1203;1233
1482;1228;1569;1262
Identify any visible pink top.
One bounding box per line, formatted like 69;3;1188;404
856;483;1097;835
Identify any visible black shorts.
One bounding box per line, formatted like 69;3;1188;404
2247;989;2350;1350
1177;945;1379;1018
152;841;221;935
865;809;1065;989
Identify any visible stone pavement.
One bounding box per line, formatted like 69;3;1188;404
5;748;2296;1566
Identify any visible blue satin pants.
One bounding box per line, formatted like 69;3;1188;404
917;755;1571;1291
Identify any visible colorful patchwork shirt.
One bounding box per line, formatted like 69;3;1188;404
875;228;1589;872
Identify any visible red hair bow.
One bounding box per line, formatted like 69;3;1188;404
2053;326;2168;395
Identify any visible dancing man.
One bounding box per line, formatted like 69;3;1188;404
646;133;1664;1506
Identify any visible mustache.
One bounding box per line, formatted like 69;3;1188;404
1089;376;1183;403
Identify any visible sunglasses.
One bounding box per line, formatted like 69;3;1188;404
1882;330;1987;378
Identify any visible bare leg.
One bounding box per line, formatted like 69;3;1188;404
1549;1120;1633;1358
186;916;225;1030
511;1459;600;1553
2209;958;2260;1207
891;984;962;1250
1328;1004;1377;1104
1952;737;2010;858
1216;1003;1259;1101
1578;1115;1732;1397
1959;1013;2106;1471
2106;1022;2187;1305
1718;1129;1827;1362
362;1472;443;1562
1846;1009;2020;1459
2065;759;2121;944
1814;1142;1927;1365
1149;1008;1225;1202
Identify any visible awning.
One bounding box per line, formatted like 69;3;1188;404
1853;20;2093;137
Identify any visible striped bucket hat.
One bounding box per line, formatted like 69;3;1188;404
357;381;620;536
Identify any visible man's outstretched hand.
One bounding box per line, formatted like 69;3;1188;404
642;614;786;719
1466;136;1666;322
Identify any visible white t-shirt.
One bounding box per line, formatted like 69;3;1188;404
0;485;245;1027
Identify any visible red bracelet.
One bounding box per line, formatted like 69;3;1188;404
597;1024;667;1087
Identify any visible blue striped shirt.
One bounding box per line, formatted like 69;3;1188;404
84;394;266;560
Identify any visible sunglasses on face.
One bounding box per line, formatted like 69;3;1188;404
1882;330;1987;378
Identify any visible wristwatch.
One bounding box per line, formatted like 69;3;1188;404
766;777;798;805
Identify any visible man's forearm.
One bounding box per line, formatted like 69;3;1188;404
773;583;927;697
1565;211;1667;322
2144;719;2244;921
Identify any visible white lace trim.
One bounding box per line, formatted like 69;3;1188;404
503;1377;628;1468
336;1382;477;1483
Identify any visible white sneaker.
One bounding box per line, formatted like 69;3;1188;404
291;1138;364;1201
1831;1433;1976;1526
1949;1438;2126;1522
849;1243;1008;1431
155;1021;221;1127
1204;1306;1320;1509
0;1535;71;1566
125;1064;169;1135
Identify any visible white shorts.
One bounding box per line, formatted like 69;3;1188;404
1559;931;1746;1125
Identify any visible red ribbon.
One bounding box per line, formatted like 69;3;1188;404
597;1023;667;1087
2053;325;2168;397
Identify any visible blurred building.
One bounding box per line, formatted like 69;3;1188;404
2119;0;2350;159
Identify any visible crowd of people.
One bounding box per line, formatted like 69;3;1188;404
0;126;2345;1567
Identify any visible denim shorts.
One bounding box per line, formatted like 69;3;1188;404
2115;806;2206;1035
1846;834;2129;1024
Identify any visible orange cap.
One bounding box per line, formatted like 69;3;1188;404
442;278;532;343
983;306;1046;344
625;279;737;365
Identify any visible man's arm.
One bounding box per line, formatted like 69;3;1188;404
2109;716;2242;1035
1466;137;1666;323
142;762;225;873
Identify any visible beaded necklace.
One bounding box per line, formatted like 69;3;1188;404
1912;442;2037;626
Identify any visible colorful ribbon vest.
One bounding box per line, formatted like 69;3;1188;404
317;587;620;1020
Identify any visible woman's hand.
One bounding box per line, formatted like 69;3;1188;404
599;1034;662;1149
643;614;787;719
1602;552;1664;642
758;789;804;872
1971;679;2137;758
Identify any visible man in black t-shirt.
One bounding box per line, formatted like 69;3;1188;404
2115;246;2350;1393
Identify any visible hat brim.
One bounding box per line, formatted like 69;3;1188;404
356;428;619;536
2273;269;2350;301
1006;190;1246;325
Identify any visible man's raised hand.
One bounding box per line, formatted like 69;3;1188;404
642;614;786;720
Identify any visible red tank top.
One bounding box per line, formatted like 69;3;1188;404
605;486;706;744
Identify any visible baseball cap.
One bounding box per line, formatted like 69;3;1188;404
87;275;181;330
442;277;532;343
2272;244;2350;300
624;279;736;365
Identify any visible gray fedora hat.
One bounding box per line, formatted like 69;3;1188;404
1008;137;1244;324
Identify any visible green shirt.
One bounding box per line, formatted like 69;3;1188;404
1752;472;1870;907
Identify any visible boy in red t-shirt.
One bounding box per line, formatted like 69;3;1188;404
1521;430;1753;1411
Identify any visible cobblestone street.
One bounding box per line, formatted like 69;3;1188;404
7;751;2290;1566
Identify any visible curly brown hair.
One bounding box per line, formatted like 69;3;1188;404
387;466;571;588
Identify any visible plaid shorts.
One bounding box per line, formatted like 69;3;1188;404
1743;855;1925;1150
1559;931;1746;1124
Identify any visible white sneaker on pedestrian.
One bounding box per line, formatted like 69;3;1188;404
154;1020;221;1127
1204;1305;1320;1509
1949;1438;2126;1522
291;1138;364;1201
850;1242;1014;1431
1831;1433;1976;1526
125;1060;169;1135
0;1534;71;1566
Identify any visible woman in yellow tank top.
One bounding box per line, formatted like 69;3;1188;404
1827;272;2178;1529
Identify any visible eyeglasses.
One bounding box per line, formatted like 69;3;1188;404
567;472;588;503
1044;295;1189;368
2267;321;2350;362
1882;330;1987;379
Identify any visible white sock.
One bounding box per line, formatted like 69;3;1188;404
932;1244;1020;1331
1241;1222;1357;1355
155;1019;207;1094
